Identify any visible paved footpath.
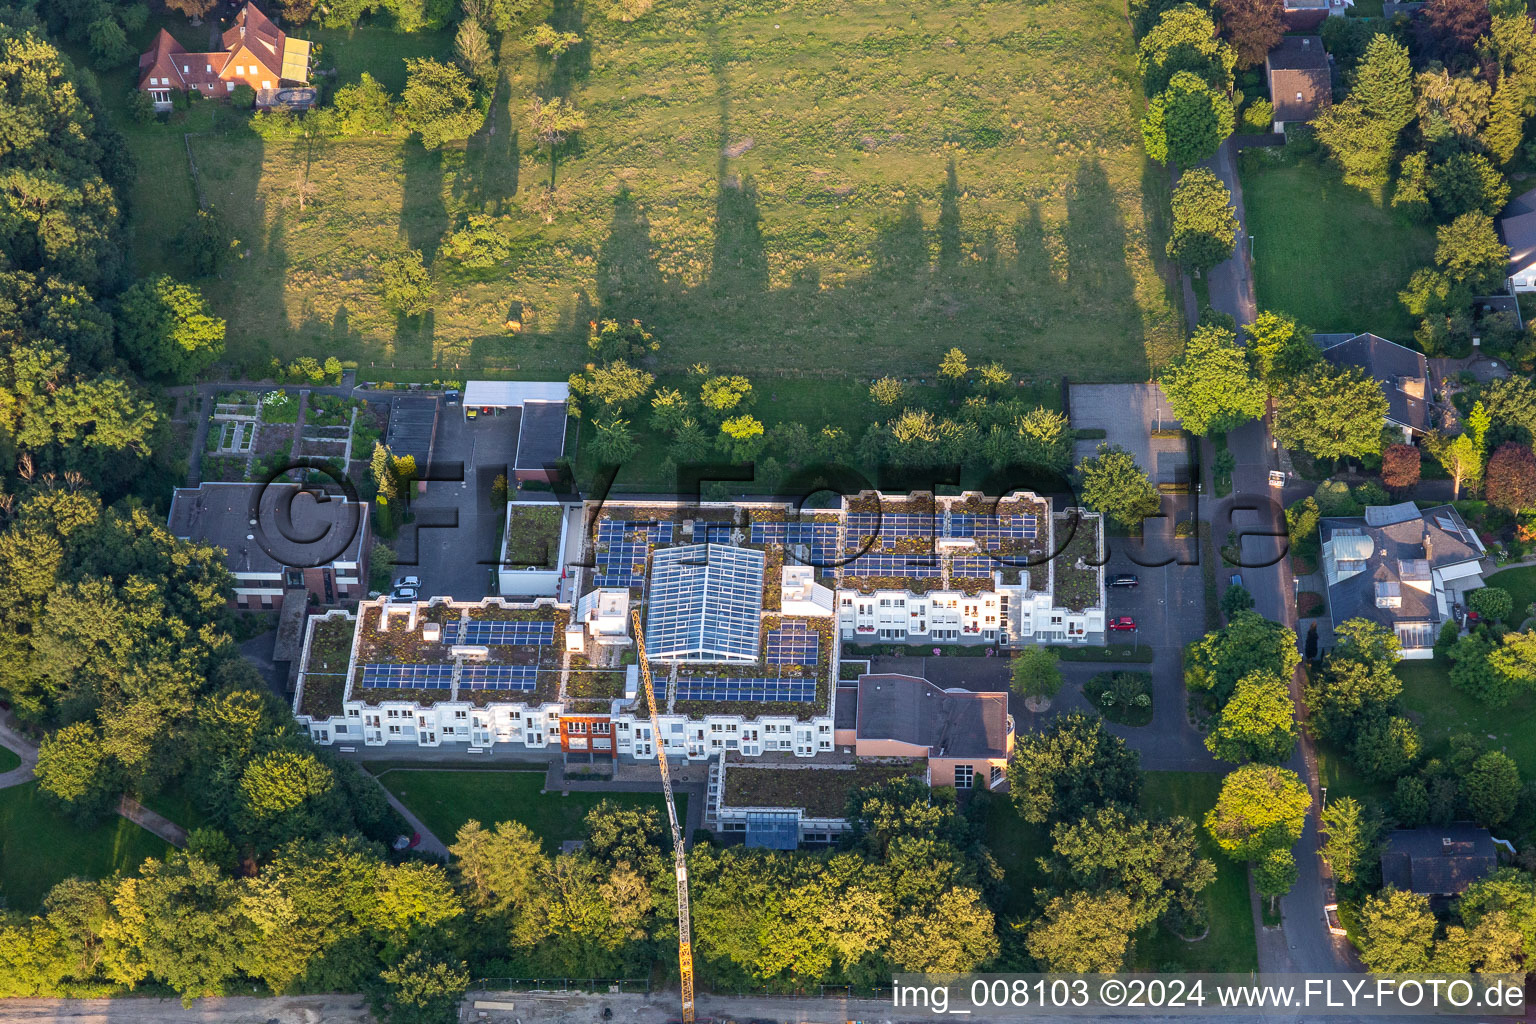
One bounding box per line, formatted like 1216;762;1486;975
365;770;450;858
0;714;37;789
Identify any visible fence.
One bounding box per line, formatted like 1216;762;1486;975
470;978;650;994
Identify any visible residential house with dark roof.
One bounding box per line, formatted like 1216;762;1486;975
169;481;368;612
138;3;311;111
1317;332;1435;439
1265;37;1332;130
834;673;1014;790
1320;502;1486;658
1381;825;1498;897
1281;0;1353;30
1500;186;1536;292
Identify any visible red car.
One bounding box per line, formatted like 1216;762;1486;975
1108;616;1137;632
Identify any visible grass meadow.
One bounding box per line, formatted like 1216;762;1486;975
121;0;1182;384
1239;153;1435;341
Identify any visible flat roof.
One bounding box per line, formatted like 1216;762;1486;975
515;400;568;469
856;672;1009;759
464;380;570;408
169;481;366;574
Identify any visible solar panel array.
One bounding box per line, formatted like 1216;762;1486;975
441;620;555;646
844;510;932;540
766;620;819;665
951;555;996;579
973;513;1040;544
459;664;539;691
697;521;735;543
645;543;764;661
594;519;673;587
841;552;941;578
749;521;840;566
361;663;453;689
675;676;817;702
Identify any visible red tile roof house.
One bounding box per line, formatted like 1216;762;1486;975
138;2;312;112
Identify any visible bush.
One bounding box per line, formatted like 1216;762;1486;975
128;89;158;124
1083;672;1153;726
231;83;256;108
1314;479;1361;517
1353;480;1391;507
1241;98;1274;133
1469;587;1513;622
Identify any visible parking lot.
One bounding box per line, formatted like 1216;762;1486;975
394;401;525;600
1069;382;1188;485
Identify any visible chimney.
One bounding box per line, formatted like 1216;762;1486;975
1302;37;1311;46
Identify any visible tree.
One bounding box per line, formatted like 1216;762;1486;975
374;950;470;1024
1143;71;1235;167
1381;444;1420;490
1079;444;1160;530
454;17;496;88
869;376;905;406
1204;764;1310;862
1011;646;1062;701
399;59;482;149
235;750;343;849
699;375;754;417
1422;430;1482;498
1157;322;1265;435
1436;212;1510;292
1428;152;1510;220
1138;4;1236;94
1256;847;1298;912
938;347;969;390
115;276;226;383
1419;0;1490;63
380;250;433;316
1469;587;1513;622
1205;671;1297;763
1449;632;1517;705
178;209;229;278
1320;797;1379;886
165;0;218;18
1272;364;1389;462
324;74;397;137
1467;750;1521;825
589;418;638;463
717;414;765;462
528;95;587;153
1314;100;1400;189
1489;630;1536;689
1246;310;1319;386
1393;151;1432;219
1042;806;1215;928
567;360;654;417
1185;611;1301;705
34;721;113;816
1167;168;1237;271
1352;715;1421;781
526;23;583;60
1484;71;1525;165
1358;888;1435;973
441;215;510;268
1025;890;1137;973
1213;0;1285;68
1487;441;1536;512
1220;583;1254;617
1008;714;1141;825
450;819;544;918
1355;33;1416;134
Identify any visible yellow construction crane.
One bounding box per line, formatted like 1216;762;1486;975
631;610;695;1023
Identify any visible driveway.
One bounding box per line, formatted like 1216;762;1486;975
1069;383;1188;485
397;405;522;600
1199;138;1258;325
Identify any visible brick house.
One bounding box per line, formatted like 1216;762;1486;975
138;3;311;111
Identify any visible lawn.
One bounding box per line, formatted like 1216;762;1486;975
980;772;1256;972
1135;771;1258;973
122;0;1181;383
377;768;686;852
1239;154;1435;341
0;745;19;774
1397;657;1536;776
0;783;172;912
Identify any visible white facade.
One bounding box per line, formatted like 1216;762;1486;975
837;588;1005;643
497;500;572;597
577;588;631;645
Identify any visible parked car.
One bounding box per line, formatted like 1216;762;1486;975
391;832;421;852
1324;902;1346;937
389;586;418;602
1108;573;1139;588
1229;573;1243;587
393;575;421;590
465;407;478;420
1108;616;1137;632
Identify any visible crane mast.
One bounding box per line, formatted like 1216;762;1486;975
631;610;695;1022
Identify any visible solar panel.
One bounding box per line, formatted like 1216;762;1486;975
698;521;735;543
441;620;555;646
951;555;996;579
674;676;817;702
361;663;453;690
840;552;940;577
750;520;840;566
459;664;539;691
749;522;785;544
595;519;674;587
645;543;764;661
765;620;819;665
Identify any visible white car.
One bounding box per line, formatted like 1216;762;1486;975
393;575;420;589
389;587;418;602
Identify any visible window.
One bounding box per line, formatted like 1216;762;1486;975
388;725;401;735
262;81;272;89
206;64;212;72
227;82;234;91
990;765;1004;787
183;65;189;73
348;708;360;717
455;710;467;719
954;764;974;789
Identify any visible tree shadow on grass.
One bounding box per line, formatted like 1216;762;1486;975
596;187;666;321
399;139;449;264
459;68;520;214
